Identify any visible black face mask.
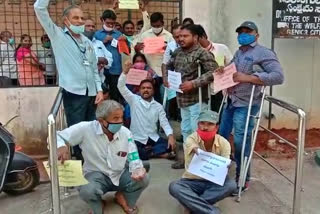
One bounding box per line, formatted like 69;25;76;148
83;31;95;40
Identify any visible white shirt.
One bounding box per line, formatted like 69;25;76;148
57;121;133;186
118;73;173;144
207;42;233;66
162;40;179;65
92;38;113;82
138;29;173;77
37;46;57;76
0;41;17;79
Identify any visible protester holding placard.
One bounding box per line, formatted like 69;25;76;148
169;110;236;214
218;21;284;195
135;12;173;102
165;24;218;169
118;61;176;161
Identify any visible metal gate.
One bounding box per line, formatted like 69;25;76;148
0;0;182;86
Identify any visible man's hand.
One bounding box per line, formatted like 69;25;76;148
57;146;69;164
134;42;145;52
163;79;170;88
167;134;176;150
233;72;252;83
192;147;199;155
123;60;132;75
180;81;193;92
131;168;146;181
112;0;119;10
139;0;147;11
104;35;113;44
95;91;104;104
97;57;107;71
214;66;225;74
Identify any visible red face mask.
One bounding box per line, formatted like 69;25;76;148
197;128;217;141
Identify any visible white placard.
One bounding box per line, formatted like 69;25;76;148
187;149;231;186
168;70;183;93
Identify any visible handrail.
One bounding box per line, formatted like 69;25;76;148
47;88;64;214
258;95;306;214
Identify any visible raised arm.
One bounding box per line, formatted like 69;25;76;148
34;0;60;39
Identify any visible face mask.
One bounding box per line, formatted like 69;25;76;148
8;38;15;45
103;24;114;32
125;35;134;44
237;33;256;46
197;128;217;141
152;27;163;35
67;19;85;34
103;122;123;134
43;41;51;49
83;31;95;40
133;62;146;70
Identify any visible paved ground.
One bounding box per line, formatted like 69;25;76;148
1;152;320;214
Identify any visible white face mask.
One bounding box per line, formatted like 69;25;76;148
67;18;85;35
152;27;163;35
103;24;114;32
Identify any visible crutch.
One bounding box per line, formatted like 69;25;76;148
197;60;203;110
218;93;228;117
236;85;267;202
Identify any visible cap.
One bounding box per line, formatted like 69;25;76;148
198;110;219;124
236;21;258;33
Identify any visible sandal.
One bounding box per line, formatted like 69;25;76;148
114;192;139;214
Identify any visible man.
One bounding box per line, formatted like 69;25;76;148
219;21;284;193
165;24;219;169
56;100;149;214
169;110;237;214
196;25;233;112
118;62;176;160
122;20;135;46
0;30;17;87
182;17;194;26
135;12;173;102
34;0;104;161
84;18;113;83
136;20;144;34
169;110;236;214
95;9;123;103
37;34;57;85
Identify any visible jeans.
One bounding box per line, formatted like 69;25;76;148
79;168;149;214
135;137;170;160
169;177;236;214
62;89;96;161
180;103;208;142
218;102;259;181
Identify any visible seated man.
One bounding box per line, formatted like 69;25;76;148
56;100;149;214
169;110;236;214
117;61;176;161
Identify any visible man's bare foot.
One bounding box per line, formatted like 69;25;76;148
115;191;130;211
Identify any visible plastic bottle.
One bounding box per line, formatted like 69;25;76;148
128;137;144;173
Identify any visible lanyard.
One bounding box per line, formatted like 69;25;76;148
66;32;86;54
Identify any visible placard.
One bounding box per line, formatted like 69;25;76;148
126;68;148;85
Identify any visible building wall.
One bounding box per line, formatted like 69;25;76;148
0;87;59;155
183;0;320;129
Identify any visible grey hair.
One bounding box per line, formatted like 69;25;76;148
96;100;124;119
62;5;81;18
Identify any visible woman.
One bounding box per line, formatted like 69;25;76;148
16;34;45;86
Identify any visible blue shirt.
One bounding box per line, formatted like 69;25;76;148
34;0;102;96
95;29;122;75
229;42;284;107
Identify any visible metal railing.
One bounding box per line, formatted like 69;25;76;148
47;88;64;214
255;94;306;214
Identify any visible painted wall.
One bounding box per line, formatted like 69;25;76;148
0;87;59;155
183;0;320;129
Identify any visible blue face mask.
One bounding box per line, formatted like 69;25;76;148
104;122;123;134
67;19;85;34
237;33;256;46
8;38;15;45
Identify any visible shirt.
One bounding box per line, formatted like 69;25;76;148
183;132;231;180
166;44;218;108
118;73;173;144
34;0;102;96
229;42;284;107
131;10;151;52
92;38;113;82
0;41;17;79
94;29;122;75
57;120;134;186
162;40;179;65
138;28;173;77
36;46;57;76
207;42;233;66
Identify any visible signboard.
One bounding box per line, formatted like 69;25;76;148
273;0;320;39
